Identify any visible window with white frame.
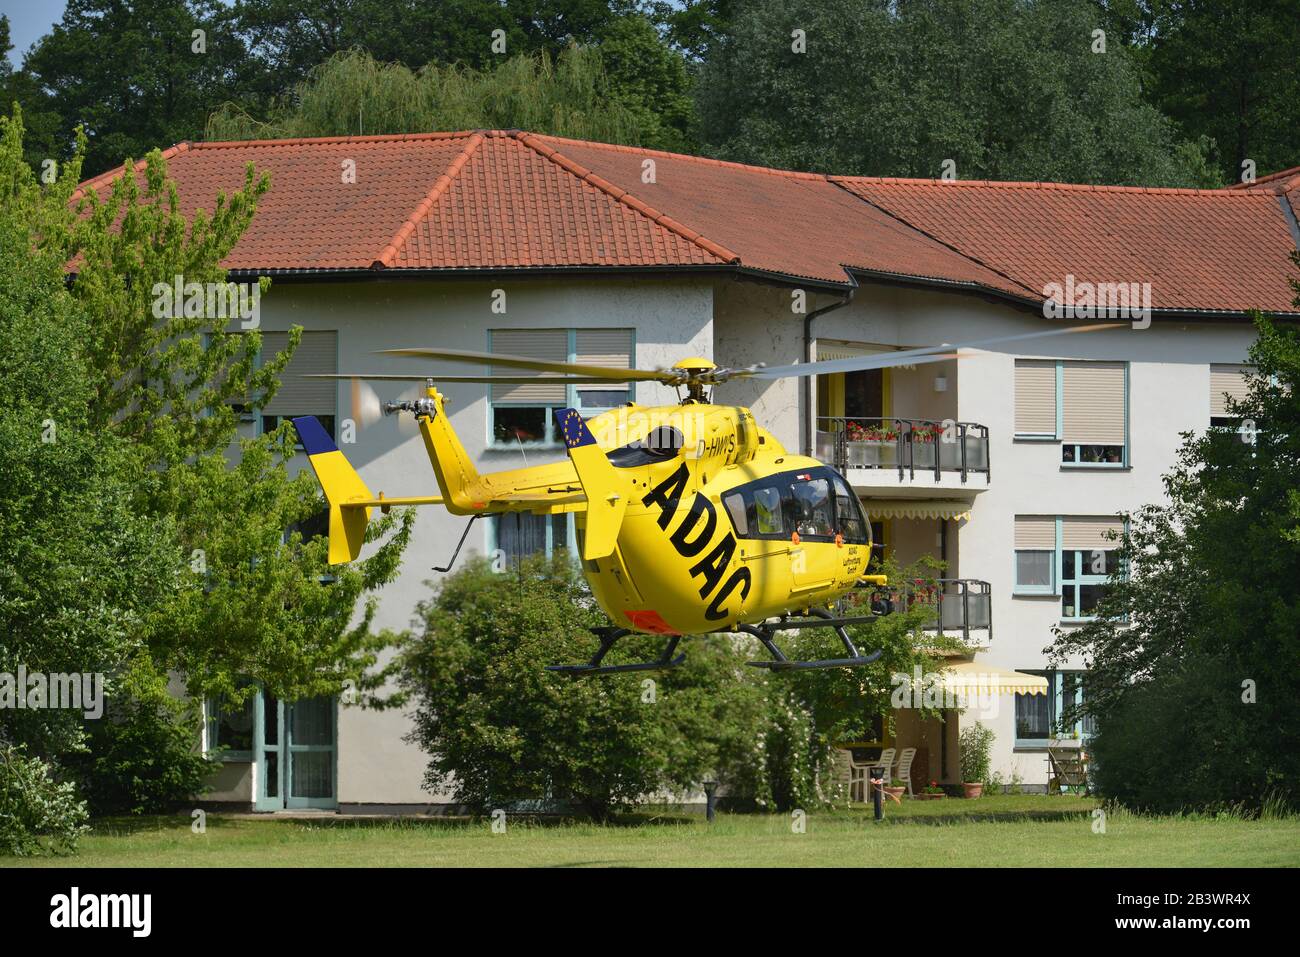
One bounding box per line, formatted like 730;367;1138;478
1014;515;1124;620
259;330;338;443
1014;670;1094;746
488;328;633;445
1014;359;1127;465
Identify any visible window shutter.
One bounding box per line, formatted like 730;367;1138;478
1062;362;1125;445
490;329;568;404
1015;360;1057;435
575;329;633;369
1062;516;1123;551
1014;516;1056;549
1210;364;1252;416
263;331;337;415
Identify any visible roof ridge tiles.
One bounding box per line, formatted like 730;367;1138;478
530;132;826;182
70;141;192;202
513;132;740;265
831;174;1268;198
191;130;479;150
374;132;485;268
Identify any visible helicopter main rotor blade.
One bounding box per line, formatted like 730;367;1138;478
304;373;626;384
377;347;674;383
736;322;1124;380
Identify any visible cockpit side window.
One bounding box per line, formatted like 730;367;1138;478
832;475;870;544
720;468;841;542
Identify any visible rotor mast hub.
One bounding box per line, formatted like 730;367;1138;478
671;357;718;403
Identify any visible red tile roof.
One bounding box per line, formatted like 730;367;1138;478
77;131;1300;315
835;176;1300;314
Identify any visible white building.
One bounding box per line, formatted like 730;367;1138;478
86;133;1300;809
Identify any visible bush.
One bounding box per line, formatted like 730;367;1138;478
66;696;217;816
396;555;763;821
959;723;995;786
0;744;88;856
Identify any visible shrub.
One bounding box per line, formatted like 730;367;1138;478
959;723;995;785
66;695;217;816
396;555;763;821
0;744;88;856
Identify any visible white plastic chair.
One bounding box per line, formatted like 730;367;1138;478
894;747;917;796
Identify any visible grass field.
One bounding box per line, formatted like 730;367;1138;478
6;795;1297;867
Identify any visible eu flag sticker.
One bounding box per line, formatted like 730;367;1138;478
555;408;594;449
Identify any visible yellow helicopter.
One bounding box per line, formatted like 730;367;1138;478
293;324;1111;674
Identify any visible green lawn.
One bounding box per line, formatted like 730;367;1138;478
7;795;1296;867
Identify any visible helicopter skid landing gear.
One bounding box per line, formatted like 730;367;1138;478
547;627;686;677
736;608;883;671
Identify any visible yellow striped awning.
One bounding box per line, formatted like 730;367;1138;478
863;500;973;522
939;661;1049;696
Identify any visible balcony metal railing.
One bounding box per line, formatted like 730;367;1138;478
816;417;991;483
852;578;993;646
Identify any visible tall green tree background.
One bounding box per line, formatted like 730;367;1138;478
6;1;1297;180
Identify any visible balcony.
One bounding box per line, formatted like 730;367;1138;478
816;417;990;496
867;579;992;648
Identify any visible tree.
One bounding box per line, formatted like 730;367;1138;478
696;0;1219;186
205;45;648;146
1130;0;1300;185
397;555;765;820
0;113;187;849
0;102;413;827
598;15;696;152
1050;272;1300;811
21;0;250;175
231;0;624;97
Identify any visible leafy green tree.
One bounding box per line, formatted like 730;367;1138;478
1141;0;1300;184
599;15;696;151
697;0;1219;186
0;102;412;816
205;43;677;147
397;554;765;820
20;0;251;175
53;118;414;705
0;112;189;849
232;0;625;95
1050;276;1300;811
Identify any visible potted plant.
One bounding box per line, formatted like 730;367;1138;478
883;779;907;802
914;781;946;800
959;723;995;799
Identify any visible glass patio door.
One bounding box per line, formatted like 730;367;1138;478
254;695;337;810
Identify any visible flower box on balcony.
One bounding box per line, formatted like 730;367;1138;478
846;439;901;468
